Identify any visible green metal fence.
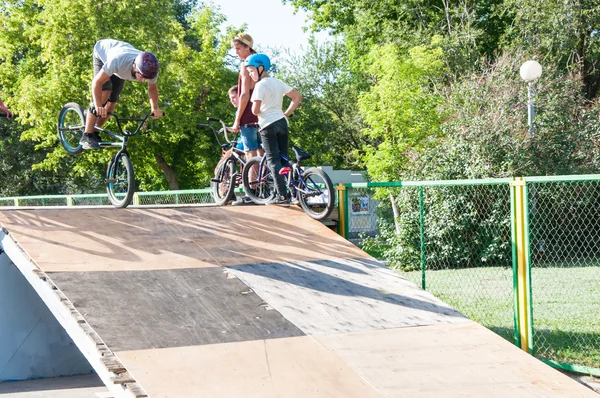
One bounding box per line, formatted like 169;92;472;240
0;189;218;207
341;176;600;376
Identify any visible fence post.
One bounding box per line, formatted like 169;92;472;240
419;186;426;290
511;177;533;353
133;192;139;206
66;195;73;207
13;198;18;207
336;183;348;238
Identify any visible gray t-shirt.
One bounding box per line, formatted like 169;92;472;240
93;39;158;84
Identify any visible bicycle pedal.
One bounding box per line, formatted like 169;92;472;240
210;178;221;183
105;178;117;184
279;167;291;175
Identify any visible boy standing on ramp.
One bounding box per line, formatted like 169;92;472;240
246;53;302;206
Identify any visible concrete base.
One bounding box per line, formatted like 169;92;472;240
0;373;108;397
0;252;93;381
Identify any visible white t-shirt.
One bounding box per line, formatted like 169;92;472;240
93;39;158;84
250;77;292;128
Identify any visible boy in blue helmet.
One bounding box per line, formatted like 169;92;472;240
80;39;164;150
246;53;302;206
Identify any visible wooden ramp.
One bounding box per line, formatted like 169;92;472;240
0;206;596;398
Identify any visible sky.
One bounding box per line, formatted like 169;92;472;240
207;0;330;54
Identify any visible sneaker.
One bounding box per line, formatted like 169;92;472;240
231;196;255;206
80;133;100;150
291;196;300;205
265;195;291;206
91;132;102;144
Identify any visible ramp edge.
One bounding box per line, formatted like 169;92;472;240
0;226;148;398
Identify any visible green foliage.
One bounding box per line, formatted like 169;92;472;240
0;118;104;196
0;1;237;192
278;38;368;169
358;41;445;181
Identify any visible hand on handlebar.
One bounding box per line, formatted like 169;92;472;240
93;106;108;118
151;109;164;119
230;120;240;132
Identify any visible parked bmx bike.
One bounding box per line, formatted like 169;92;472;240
197;117;247;206
242;140;335;221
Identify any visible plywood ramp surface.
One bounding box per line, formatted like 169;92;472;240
116;336;385;398
316;322;599;398
1;206;596;398
0;206;367;272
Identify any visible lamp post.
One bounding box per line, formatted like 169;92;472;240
519;60;543;136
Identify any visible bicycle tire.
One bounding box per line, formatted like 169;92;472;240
211;157;236;205
106;152;135;208
297;167;335;221
242;156;275;205
57;102;86;155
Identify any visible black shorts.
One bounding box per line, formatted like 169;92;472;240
93;56;124;103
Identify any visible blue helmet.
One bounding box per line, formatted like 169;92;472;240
246;53;271;72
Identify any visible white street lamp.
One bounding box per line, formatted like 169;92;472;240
520;60;543;136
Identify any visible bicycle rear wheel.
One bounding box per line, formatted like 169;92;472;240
106;152;135;208
57;102;85;155
297;167;335;220
242;156;275;204
211;157;236;205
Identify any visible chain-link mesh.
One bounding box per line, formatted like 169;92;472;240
347;187;381;240
528;181;600;368
419;184;514;341
0;198;15;207
355;183;515;343
137;190;215;205
71;195;111;206
17;197;70;206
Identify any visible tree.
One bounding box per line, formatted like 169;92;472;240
358;40;445;181
0;1;237;192
278;38;369;169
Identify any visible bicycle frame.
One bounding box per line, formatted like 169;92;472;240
94;112;154;150
256;152;322;198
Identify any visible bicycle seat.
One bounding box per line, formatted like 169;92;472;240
293;147;311;162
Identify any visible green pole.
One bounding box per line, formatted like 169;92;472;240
419;186;426;290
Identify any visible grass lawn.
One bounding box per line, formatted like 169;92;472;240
401;266;600;369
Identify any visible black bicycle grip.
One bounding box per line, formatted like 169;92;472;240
207;117;221;122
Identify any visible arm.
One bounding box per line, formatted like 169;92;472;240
0;97;12;117
251;100;261;116
284;89;302;118
91;71;112;117
233;66;253;131
148;83;163;118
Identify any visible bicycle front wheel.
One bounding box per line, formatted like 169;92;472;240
57;102;85;155
297;167;335;220
106;152;135;208
211;157;236;205
242;156;275;204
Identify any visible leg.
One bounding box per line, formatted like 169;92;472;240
95;76;123;128
259;124;287;197
84;90;111;133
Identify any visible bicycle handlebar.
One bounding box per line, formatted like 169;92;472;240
205;117;235;144
102;111;160;137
